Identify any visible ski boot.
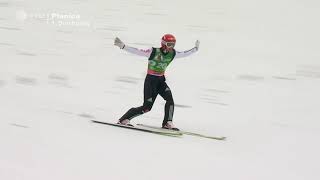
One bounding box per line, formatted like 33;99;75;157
162;121;179;131
117;119;133;127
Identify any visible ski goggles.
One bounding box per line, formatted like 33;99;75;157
162;40;175;47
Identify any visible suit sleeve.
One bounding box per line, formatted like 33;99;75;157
123;45;152;58
175;47;198;58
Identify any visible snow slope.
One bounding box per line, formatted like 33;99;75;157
1;0;320;179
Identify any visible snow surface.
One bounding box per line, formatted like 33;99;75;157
1;0;320;179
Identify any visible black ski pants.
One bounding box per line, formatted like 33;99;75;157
119;74;174;126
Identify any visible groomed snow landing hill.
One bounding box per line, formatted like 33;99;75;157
1;0;320;180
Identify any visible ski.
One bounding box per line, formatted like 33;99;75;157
137;124;226;140
91;120;183;137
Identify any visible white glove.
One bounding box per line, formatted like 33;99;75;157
195;40;200;50
114;37;125;49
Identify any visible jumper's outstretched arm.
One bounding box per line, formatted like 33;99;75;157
114;37;152;57
175;40;200;58
123;46;152;57
114;37;199;58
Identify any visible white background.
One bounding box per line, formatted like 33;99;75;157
1;0;320;179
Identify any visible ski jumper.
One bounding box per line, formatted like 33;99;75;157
119;45;198;126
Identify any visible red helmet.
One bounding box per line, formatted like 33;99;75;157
161;34;176;50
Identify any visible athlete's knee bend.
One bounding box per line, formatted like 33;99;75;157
142;106;151;113
142;103;153;113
